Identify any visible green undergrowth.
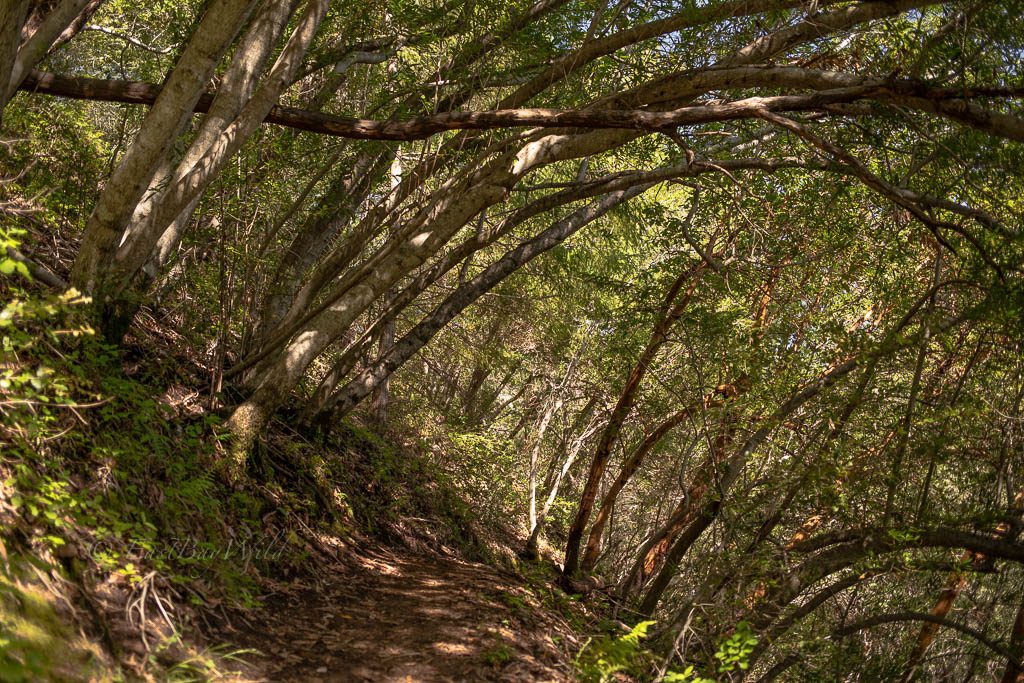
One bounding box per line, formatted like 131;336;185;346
0;552;115;682
0;276;277;677
0;259;507;678
1;277;271;600
246;415;498;563
573;617;759;683
296;420;495;559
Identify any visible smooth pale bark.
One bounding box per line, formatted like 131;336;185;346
224;151;518;462
47;0;104;53
112;0;327;300
528;391;564;534
238;0;576;359
563;256;709;578
14;0;937;140
0;0;100;122
2;0;88;105
497;0;829;110
44;0;936;335
71;0;260;300
225;0;941;457
297;191;548;419
526;339;587;533
0;1;29;122
259;150;393;339
250;155;838;376
295;158;763;417
254;148;494;360
136;0;303;284
80;0;325;342
316;184;652;421
295;154;784;401
234;38;939;358
526;399;601;555
368;307;395;425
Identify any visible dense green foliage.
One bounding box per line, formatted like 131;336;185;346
3;0;1024;680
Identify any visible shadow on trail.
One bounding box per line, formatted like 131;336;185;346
213;547;577;682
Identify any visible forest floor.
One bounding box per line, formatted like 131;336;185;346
209;543;581;682
1;257;593;682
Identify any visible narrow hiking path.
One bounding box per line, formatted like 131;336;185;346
211;546;581;682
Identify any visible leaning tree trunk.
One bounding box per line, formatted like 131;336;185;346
580;378;748;573
563;254;710;578
525;398;600;556
635;307;974;615
0;0;94;122
900;561;970;682
525;337;587;536
98;0;327;338
312;185;651;422
71;0;261;315
137;0;304;283
224;0;931;466
619;414;735;601
257;149;393;343
0;1;29;125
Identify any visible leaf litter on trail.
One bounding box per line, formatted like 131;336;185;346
208;546;580;682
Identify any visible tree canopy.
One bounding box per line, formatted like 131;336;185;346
3;0;1024;679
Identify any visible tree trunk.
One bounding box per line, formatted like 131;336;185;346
563;256;709;577
369;308;395;426
528;389;563;534
2;0;89;105
0;1;30;124
258;150;393;340
111;0;326;308
1001;597;1024;683
138;0;304;283
581;380;748;573
224;0;928;460
526;404;601;556
71;0;261;310
900;562;969;682
620;410;737;601
313;184;650;422
0;0;98;121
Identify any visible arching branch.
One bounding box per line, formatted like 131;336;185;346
833;611;1023;671
17;69;1024;142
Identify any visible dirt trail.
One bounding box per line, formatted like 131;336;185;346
212;547;579;682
